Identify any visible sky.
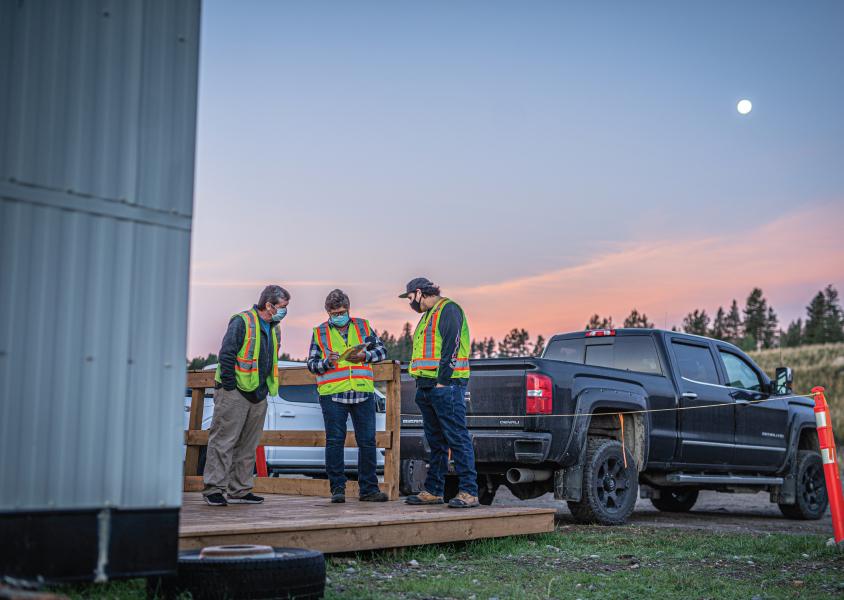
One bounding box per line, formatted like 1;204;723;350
188;0;844;359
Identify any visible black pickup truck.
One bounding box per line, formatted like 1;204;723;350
399;328;827;525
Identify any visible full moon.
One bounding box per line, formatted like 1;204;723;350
737;99;753;115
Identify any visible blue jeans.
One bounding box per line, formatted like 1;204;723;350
415;384;478;497
318;395;379;497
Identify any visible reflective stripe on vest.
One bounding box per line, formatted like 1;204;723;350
409;299;470;379
314;318;375;395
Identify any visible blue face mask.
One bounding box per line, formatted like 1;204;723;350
329;313;350;327
271;307;287;323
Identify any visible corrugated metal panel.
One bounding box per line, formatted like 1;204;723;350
0;0;200;511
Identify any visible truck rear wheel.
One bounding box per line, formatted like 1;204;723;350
567;437;637;526
779;450;828;520
650;488;699;512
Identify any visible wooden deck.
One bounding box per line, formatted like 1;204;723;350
179;493;555;553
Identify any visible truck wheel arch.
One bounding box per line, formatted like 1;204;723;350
554;388;650;503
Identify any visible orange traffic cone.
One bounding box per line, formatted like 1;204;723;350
812;386;843;547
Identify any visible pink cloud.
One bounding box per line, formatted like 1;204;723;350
187;204;844;357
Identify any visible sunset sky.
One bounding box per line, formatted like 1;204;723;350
187;1;844;359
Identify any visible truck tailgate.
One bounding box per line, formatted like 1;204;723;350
401;359;535;429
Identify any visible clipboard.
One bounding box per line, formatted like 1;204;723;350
339;344;367;361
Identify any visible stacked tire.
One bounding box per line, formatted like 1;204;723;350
149;546;325;600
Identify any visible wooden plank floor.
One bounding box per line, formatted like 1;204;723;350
180;493;555;553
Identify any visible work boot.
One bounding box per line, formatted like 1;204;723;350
331;488;346;503
204;492;228;507
360;491;389;502
405;490;444;505
448;492;480;508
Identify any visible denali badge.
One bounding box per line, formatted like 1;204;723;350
402;418;423;425
761;431;785;439
499;419;521;425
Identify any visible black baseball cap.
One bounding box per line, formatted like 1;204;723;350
399;277;435;298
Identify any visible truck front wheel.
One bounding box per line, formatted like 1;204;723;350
567;437;638;526
779;450;828;520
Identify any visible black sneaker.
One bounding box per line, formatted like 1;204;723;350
359;491;389;502
227;493;264;504
331;488;346;503
204;492;227;507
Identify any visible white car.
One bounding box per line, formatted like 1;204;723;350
184;362;386;475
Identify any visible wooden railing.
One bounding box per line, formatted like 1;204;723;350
183;361;402;500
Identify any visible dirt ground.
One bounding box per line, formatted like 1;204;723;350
493;488;835;536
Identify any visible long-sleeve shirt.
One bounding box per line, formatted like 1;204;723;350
217;305;278;403
307;323;387;404
416;301;467;389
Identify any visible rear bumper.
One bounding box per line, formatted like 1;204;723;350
401;429;552;464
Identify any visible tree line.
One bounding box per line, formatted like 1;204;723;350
187;284;844;366
585;285;844;352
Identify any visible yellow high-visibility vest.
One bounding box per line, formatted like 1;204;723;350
409;298;470;380
215;308;279;396
313;318;375;396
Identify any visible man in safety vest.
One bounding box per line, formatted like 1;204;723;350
307;289;389;504
400;277;479;508
203;285;290;507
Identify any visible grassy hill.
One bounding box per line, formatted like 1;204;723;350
749;342;844;440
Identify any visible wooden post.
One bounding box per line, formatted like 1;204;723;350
183;384;205;476
183;362;403;498
383;361;402;500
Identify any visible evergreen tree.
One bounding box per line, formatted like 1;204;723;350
781;319;803;347
623;308;654;328
724;299;743;344
742;288;769;350
498;328;531;357
532;335;546;357
485;337;496;358
822;285;844;343
682;309;710;336
804;290;827;344
396;322;414;362
710;306;727;340
585;314;613;329
804;285;844;344
762;306;778;349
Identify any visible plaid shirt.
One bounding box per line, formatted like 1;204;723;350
306;323;387;404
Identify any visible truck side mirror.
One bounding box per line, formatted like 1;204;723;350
775;367;793;395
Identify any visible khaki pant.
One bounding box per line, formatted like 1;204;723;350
202;387;268;498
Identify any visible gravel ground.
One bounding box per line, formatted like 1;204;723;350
493;487;835;535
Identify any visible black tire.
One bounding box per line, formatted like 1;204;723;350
779;450;828;520
650;488;699;512
400;459;428;496
567;437;638;526
148;547;325;600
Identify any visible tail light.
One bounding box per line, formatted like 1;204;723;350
526;373;553;414
586;329;615;337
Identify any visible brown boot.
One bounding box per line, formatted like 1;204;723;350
448;491;480;508
405;490;444;505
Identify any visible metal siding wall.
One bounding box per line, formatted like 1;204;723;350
0;0;200;511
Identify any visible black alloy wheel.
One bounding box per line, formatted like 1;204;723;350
568;437;638;526
779;450;828;520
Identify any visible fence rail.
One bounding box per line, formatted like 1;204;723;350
183;361;402;500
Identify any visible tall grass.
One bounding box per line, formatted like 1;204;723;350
749;342;844;440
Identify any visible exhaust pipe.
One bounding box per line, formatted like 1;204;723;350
506;468;552;484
